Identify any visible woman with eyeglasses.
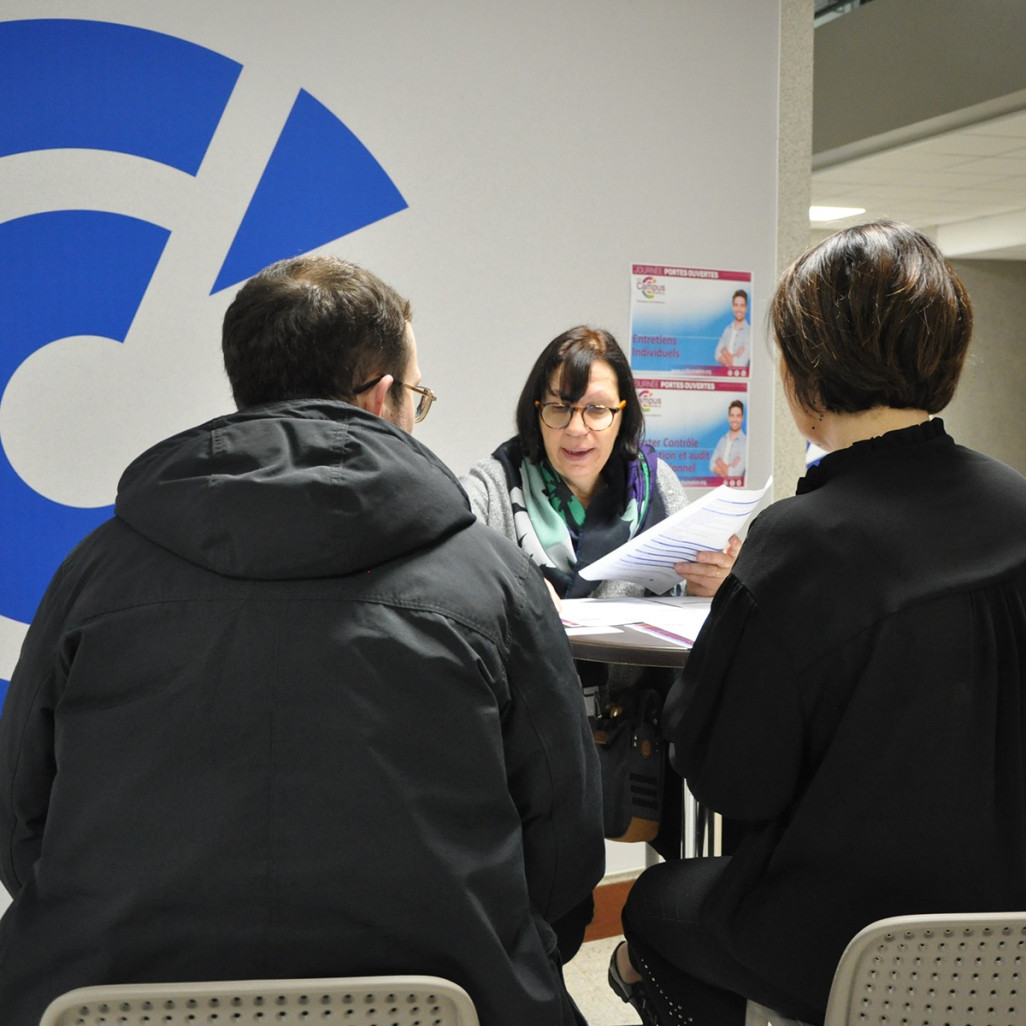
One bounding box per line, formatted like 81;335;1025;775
461;325;739;602
461;327;739;960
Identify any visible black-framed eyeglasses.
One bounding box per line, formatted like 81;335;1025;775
353;375;438;423
535;399;626;431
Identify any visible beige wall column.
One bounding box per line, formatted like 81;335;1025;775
773;0;814;499
944;259;1026;476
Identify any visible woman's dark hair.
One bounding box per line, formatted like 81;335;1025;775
514;326;644;462
771;220;972;415
222;255;411;409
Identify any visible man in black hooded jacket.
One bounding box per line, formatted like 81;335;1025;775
0;256;604;1026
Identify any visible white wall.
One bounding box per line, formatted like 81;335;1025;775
0;1;800;884
1;1;787;661
2;0;783;491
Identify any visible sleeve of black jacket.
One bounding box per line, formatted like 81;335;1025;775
0;558;73;896
663;575;804;821
500;561;606;937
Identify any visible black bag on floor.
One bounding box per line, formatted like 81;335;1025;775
590;687;665;843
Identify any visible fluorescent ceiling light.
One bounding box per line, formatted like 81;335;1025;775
809;205;866;223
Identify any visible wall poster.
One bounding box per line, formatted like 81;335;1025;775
630;263;752;488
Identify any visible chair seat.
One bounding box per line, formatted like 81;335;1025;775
748;912;1026;1026
38;974;480;1026
822;912;1026;1026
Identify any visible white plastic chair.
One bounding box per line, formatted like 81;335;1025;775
38;974;480;1025
748;911;1026;1026
821;911;1026;1026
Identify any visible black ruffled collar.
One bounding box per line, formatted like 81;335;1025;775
797;418;951;495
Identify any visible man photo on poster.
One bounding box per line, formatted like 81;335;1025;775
710;399;747;479
714;290;750;368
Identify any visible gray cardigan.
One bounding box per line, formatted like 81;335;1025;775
460;452;686;599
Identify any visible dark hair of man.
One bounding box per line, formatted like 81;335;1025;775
729;399;744;415
733;289;748;304
770;220;972;416
222;255;412;410
515;326;644;463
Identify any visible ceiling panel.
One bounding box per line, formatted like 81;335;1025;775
811;108;1026;259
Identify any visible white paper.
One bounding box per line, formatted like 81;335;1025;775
577;477;772;594
561;596;712;636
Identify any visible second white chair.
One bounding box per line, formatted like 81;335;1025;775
748;910;1026;1026
38;973;480;1026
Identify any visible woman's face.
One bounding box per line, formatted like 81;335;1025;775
539;358;624;504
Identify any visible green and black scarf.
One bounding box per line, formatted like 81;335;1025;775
492;437;667;598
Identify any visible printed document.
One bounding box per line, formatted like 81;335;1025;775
562;596;712;645
579;477;772;593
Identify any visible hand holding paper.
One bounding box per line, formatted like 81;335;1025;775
674;530;743;597
578;478;772;593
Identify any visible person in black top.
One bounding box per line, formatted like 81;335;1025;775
610;221;1026;1025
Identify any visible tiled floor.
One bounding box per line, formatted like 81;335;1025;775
564;934;641;1026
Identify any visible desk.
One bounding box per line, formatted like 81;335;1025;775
568;624;693;670
567;624;713;860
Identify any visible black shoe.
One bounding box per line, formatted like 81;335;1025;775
608;941;661;1025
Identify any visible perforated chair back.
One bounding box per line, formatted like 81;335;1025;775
38;974;480;1026
821;912;1026;1026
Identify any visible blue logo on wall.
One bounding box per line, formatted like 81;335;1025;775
0;19;407;695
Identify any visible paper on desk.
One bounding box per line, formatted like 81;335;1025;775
561;596;712;641
578;478;773;594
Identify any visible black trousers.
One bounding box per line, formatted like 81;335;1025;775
621;856;823;1025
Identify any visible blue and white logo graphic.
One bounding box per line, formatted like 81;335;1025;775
0;18;408;694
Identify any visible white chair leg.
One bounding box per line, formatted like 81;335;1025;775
745;998;813;1026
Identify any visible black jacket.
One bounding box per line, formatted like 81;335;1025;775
668;420;1026;1016
0;400;604;1026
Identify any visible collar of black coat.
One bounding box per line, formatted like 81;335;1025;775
797;418;950;496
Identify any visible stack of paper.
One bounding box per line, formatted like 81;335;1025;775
561;596;712;645
578;477;772;594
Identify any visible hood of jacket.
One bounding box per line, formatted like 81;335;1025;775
115;399;476;580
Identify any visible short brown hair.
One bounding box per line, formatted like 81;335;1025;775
222;255;411;409
771;221;972;415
